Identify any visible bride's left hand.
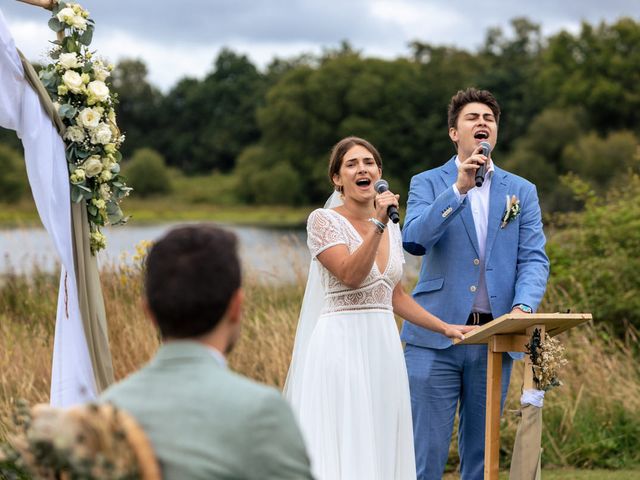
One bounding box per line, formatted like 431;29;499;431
443;324;477;340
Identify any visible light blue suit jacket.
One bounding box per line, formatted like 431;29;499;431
401;157;549;354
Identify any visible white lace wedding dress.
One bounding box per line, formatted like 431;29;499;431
286;208;416;480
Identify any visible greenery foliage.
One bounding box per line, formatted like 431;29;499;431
0;145;27;204
545;170;640;338
123;148;171;197
3;16;639;210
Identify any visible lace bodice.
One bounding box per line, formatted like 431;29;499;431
307;208;405;314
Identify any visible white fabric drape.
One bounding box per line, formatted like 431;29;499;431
0;9;97;406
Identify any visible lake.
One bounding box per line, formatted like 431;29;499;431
0;223;421;283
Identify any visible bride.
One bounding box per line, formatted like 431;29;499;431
284;136;473;479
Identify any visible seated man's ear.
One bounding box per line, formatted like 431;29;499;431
226;288;244;325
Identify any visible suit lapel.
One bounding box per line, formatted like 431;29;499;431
485;167;509;264
440;157;480;257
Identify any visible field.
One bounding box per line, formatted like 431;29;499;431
1;255;640;475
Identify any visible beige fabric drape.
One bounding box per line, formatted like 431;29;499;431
18;50;115;392
509;404;543;480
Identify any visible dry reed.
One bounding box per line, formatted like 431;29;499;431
1;260;639;468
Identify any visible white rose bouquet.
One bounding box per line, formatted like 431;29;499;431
38;1;131;254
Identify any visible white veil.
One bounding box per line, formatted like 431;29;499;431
283;191;343;407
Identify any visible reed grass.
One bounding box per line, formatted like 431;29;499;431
1;261;639;471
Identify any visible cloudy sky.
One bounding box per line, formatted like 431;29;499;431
2;0;639;91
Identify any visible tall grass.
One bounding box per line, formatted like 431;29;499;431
1;262;639;470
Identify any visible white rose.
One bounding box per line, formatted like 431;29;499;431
71;15;87;31
90;123;112;145
64;125;85;143
94;65;110;82
74;169;86;181
83;156;103;178
91;198;106;209
99;183;111;199
100;170;113;182
62;70;83;94
87;81;109;102
93;60;111;82
56;7;75;24
77;107;101;129
58;53;80;70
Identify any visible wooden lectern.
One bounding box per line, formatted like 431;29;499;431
453;313;592;480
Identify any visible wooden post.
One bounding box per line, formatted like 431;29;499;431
484;344;502;480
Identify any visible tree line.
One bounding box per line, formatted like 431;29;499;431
1;17;639;211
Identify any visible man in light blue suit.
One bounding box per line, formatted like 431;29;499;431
402;88;549;479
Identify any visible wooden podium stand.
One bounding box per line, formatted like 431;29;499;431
453;313;592;480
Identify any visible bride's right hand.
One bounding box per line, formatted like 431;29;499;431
443;324;477;340
374;190;400;224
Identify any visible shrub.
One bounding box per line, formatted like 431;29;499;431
0;144;27;203
123;148;171;197
545;171;640;337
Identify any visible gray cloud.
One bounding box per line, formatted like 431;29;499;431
3;0;638;90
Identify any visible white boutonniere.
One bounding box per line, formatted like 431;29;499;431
500;194;520;228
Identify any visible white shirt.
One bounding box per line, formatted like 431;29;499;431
207;346;227;368
453;156;494;314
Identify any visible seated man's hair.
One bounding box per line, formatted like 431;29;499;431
145;224;241;338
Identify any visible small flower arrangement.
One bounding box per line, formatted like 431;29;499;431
38;1;131;254
0;400;155;480
525;328;568;391
500;194;520;228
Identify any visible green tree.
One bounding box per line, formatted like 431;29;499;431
234;145;301;204
0;144;27;203
538;18;640;133
562;131;639;187
546;171;640;336
123;148;171;197
475;18;545;151
111;59;163;157
157;49;266;173
253;51;464;204
502;108;583;211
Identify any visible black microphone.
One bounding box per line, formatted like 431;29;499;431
474;141;492;188
373;179;400;224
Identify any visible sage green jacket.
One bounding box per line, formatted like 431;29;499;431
101;341;313;480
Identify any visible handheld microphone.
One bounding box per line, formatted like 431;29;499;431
474;141;492;188
373;179;400;224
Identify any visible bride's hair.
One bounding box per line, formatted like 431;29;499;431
328;136;383;191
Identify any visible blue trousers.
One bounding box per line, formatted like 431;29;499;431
405;343;513;480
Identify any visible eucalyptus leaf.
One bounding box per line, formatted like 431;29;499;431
78;26;94;46
48;17;65;33
70;186;84;203
65;37;79;53
87;205;98;216
65;146;76;163
75;149;91;159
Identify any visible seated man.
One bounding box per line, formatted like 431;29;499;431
101;224;313;480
